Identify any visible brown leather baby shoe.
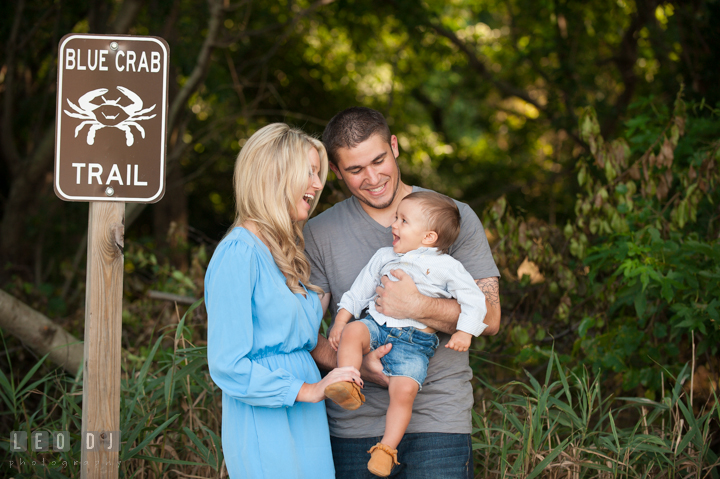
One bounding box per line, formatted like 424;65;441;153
324;381;365;410
367;442;399;477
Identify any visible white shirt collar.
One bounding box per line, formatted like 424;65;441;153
396;246;440;257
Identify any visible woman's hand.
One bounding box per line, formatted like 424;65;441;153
296;366;363;403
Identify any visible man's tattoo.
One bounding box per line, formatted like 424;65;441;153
476;277;500;307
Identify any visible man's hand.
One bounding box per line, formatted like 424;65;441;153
375;269;422;319
360;343;391;387
376;269;460;334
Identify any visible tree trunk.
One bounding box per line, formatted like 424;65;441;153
0;289;83;375
153;163;189;269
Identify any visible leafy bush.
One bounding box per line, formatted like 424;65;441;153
481;89;720;401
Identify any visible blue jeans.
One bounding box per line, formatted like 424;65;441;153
359;317;440;388
331;433;473;478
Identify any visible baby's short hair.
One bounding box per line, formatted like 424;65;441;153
402;191;461;254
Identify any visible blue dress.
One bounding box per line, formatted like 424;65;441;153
205;227;334;478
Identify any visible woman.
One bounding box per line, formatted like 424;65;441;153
205;123;362;478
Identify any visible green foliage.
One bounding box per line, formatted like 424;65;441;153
573;90;720;386
4;330;717;477
480;89;720;402
1;302;224;479
471;354;720;477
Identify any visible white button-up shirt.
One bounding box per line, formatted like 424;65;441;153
337;246;488;335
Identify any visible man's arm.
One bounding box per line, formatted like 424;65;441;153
375;271;501;335
311;333;339;371
476;277;500;335
311;293;337;371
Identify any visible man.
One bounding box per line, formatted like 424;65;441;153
305;107;501;478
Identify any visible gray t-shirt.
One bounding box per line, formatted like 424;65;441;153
303;186;500;437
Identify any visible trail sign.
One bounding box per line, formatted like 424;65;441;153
55;34;169;203
53;33;170;478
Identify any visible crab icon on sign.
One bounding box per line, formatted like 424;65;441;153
64;86;157;146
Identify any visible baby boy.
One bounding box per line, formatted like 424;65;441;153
324;191;488;477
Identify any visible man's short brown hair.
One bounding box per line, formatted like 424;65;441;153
402;191;461;254
322;107;391;166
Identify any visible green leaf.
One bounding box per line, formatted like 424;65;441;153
183;426;212;465
653;323;667;339
707;300;720;322
554;354;573;408
578;316;595;338
124;413;181;459
674;426;696;457
635;291;647;318
525;437;570;479
0;368;16;411
16;353;50;394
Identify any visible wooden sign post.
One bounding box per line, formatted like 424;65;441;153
81;202;125;476
55;34;169;478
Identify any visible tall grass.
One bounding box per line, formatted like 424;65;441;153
1;300;227;478
2;305;718;478
472;353;720;478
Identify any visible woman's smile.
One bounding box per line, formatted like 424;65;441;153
294;147;322;221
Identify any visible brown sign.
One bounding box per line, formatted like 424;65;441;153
54;34;169;203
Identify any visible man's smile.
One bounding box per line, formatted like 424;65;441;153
364;181;388;196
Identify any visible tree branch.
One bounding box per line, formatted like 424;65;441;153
16;5;57;51
0;289;83;375
603;0;658;137
109;0;145;34
240;0;336;78
0;125;56;263
411;88;449;140
167;0;225;136
430;23;543;111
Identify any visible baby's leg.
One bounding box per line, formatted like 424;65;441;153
381;376;419;449
337;321;372;369
326;321;371;411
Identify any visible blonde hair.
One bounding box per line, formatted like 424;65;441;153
232;123;328;295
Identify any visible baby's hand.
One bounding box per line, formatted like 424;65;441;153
328;323;345;351
446;331;473;352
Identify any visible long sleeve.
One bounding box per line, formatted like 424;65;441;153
337;247;390;318
446;257;488;336
205;240;304;407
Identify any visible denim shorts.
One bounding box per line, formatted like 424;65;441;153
359;317;440;389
